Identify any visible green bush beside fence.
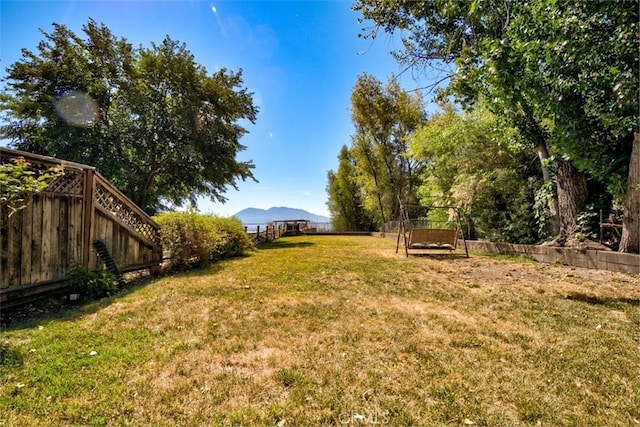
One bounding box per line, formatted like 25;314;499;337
154;211;253;269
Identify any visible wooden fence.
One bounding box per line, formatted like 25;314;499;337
246;224;282;243
1;148;163;307
245;221;334;242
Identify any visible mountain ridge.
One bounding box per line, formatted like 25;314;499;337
233;207;330;224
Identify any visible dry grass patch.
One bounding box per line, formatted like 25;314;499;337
1;235;638;426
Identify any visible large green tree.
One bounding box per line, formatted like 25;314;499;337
501;1;638;251
0;20;257;214
349;74;424;227
354;0;639;251
410;103;545;243
326;145;373;231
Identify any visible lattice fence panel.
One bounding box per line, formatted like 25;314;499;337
0;155;84;197
95;183;161;245
45;169;84;195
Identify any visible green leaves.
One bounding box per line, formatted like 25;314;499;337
1;20;258;214
0;156;64;219
502;0;638;199
66;264;118;302
347;74;425;226
326;146;373;232
410;103;544;243
354;0;638;247
154;210;253;269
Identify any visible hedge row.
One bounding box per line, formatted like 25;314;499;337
154;211;253;269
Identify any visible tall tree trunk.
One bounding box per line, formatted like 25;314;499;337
357;138;387;225
619;132;640;253
137;171;156;212
552;158;589;246
509;96;560;236
535;142;560;234
375;137;402;224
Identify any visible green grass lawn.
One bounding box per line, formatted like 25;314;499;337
1;235;638;426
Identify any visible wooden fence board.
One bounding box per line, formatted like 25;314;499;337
105;214;114;257
58;197;69;275
1;147;163;306
30;196;43;283
110;222;120;266
51;196;61;279
119;227;128;267
131;237;140;266
68;197;81;266
20;201;33;286
0;204;8;288
40;196;53;282
8;211;22;287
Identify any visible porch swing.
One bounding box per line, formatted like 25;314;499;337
395;202;469;257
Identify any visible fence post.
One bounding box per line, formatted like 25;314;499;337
257;225;260;242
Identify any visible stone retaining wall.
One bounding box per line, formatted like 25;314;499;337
376;232;639;275
463;241;639;275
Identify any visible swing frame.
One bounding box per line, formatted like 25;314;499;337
395;203;469;257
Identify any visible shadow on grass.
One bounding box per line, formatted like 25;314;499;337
258;240;315;250
566;292;639;308
406;253;469;260
0;257;238;331
0;273;158;331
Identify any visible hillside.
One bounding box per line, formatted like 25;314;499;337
233;207;330;224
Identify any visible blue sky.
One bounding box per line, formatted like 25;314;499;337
1;0;435;218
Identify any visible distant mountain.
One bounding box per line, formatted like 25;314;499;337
233;207;330;224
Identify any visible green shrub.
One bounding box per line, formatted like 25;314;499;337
154;210;216;268
209;216;254;261
154;210;253;269
67;264;118;302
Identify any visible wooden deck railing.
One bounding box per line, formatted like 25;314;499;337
246;224;282;243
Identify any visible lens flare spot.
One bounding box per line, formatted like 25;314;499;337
54;91;99;127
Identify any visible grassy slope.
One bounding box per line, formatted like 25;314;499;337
1;235;638;426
